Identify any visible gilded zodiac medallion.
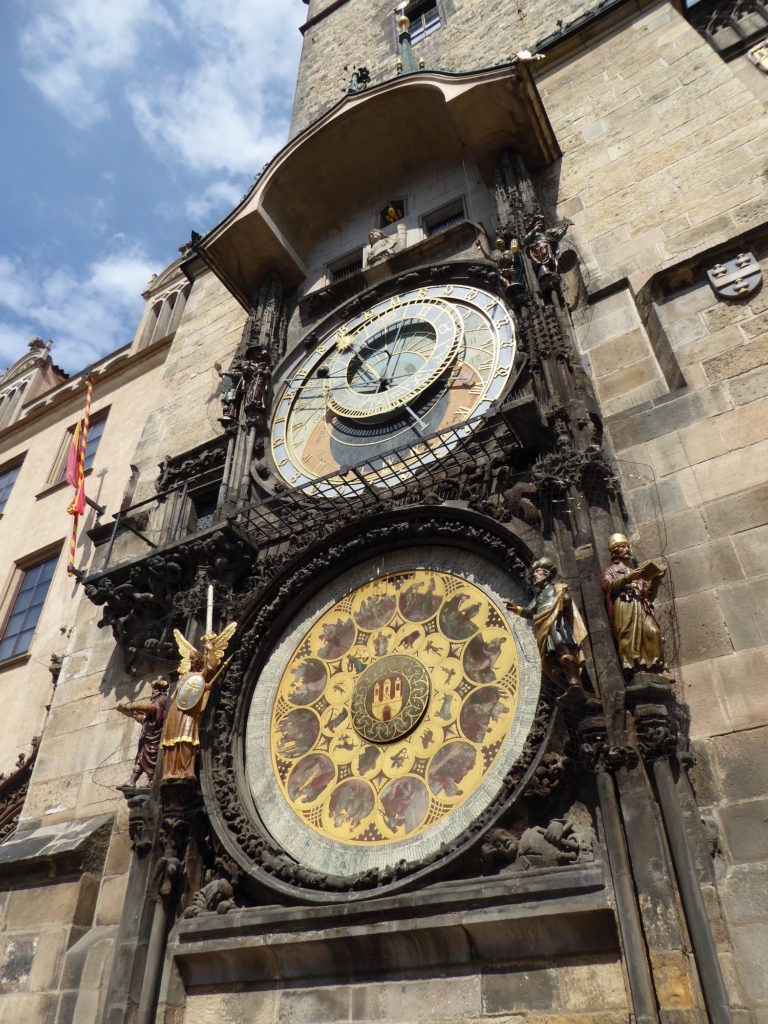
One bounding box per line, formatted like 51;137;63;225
266;567;524;847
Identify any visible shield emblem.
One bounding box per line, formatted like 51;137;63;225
371;674;405;722
707;252;762;299
176;673;206;711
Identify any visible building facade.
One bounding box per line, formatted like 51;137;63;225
1;1;767;1022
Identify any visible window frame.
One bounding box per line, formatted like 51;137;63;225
48;407;110;487
0;456;25;517
404;0;442;44
0;545;61;667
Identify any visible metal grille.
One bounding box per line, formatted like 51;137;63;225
92;412;519;575
232;413;518;552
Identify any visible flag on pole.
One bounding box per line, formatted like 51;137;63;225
67;375;93;575
65;419;82;490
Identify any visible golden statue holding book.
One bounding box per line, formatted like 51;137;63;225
600;534;667;679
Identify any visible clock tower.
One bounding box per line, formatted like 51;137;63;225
68;1;767;1022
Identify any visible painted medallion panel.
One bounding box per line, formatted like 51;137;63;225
245;549;540;876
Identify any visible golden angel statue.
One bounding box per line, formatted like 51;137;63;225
160;622;237;783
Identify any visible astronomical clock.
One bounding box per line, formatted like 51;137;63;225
270;283;516;492
203;272;560;901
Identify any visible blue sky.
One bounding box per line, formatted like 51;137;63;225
0;1;305;374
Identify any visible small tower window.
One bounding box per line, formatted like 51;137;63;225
407;1;441;43
380;199;406;228
328;249;363;283
422;197;466;238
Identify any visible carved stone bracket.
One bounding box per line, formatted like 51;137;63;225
84;524;255;672
156;436;229;492
626;675;680;762
119;787;155;857
154;781;204;900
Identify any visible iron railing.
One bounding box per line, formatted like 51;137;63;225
92;412;520;576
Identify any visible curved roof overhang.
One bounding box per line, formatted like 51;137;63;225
196;62;559;309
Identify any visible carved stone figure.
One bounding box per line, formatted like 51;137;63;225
523;212;573;288
367;227;402;267
214;361;247;425
600;533;666;679
160;623;237;782
245;357;270;416
507;557;588;691
182;874;235;918
115;677;168;786
482;807;596;872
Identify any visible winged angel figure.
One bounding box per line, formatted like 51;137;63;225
160;622;237;782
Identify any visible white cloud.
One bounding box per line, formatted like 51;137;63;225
184;178;249;224
18;0;304;176
19;0;173;129
127;0;304;176
0;246;159;372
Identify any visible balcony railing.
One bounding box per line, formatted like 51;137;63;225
90;412;522;577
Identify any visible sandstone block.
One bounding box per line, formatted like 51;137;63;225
674;590;733;664
692;438;768;501
720;863;768;925
679;660;730;740
648;948;697;1009
703;335;768;383
481;964;559;1013
728;364;768;406
730;923;768;1004
717;577;768;651
643;507;710;553
677;419;727;464
717;396;768;452
608;384;731;449
3;882;80;931
702;481;768;537
596;357;664;404
720;798;768;863
711;726;768;800
589;327;657;377
667;538;743;597
714;646;768;732
558;958;629;1011
94;875;128;928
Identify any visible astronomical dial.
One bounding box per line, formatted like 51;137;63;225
244;548;542;876
270;283;517;491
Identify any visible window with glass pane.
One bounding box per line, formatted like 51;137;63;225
59;416;107;482
0;464;21;515
0;554;58;661
408;1;441;43
83;417;106;471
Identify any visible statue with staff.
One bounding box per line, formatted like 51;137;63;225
115;676;169;786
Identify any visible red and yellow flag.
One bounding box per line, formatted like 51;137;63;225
67;375;93;574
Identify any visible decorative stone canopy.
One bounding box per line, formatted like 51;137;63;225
196;62;560;307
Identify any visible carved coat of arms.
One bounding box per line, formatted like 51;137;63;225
707;252;762;299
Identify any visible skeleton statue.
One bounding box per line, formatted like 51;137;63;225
523;212;573;290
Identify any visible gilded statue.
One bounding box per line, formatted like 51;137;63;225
506;557;588;691
600;533;666;679
115;677;168;786
160;623;237;782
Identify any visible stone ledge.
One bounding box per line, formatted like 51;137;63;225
171;868;615;988
0;813;113;882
